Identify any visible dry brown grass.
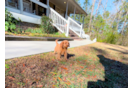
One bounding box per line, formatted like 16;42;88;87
5;42;128;88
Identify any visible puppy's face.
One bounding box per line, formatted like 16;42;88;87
60;40;70;48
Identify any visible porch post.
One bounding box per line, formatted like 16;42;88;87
35;4;38;15
66;18;70;37
80;24;83;38
20;0;23;14
79;14;81;22
46;0;49;16
30;2;33;13
73;7;76;19
82;16;85;28
65;0;69;19
6;0;8;6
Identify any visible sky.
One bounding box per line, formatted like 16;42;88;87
78;0;122;15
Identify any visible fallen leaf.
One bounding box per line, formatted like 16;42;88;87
53;78;56;81
8;76;15;80
61;66;68;70
23;64;25;67
21;70;25;73
86;53;88;56
65;71;68;73
94;75;97;78
80;66;84;68
36;85;43;87
58;77;62;81
73;74;76;76
65;81;71;85
63;78;66;81
83;70;87;72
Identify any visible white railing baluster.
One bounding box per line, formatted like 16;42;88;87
49;7;89;39
49;8;68;35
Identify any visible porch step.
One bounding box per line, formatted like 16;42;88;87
69;29;82;40
69;30;79;37
71;37;82;40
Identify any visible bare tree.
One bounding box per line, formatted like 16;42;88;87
109;2;119;28
101;0;108;12
116;10;122;29
116;0;124;30
121;11;128;34
94;0;102;21
88;0;96;32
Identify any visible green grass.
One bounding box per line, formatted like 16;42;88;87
5;31;69;38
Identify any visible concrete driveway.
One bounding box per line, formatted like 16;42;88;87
5;40;95;59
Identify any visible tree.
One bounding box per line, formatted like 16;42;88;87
88;0;96;33
83;0;90;14
94;0;102;21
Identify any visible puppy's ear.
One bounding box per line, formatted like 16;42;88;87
60;41;64;48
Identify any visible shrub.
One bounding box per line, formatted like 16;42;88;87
40;15;55;34
5;8;18;32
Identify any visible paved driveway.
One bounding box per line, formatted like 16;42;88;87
5;40;95;59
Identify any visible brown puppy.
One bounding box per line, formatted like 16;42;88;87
54;39;70;60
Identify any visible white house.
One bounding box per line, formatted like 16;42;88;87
5;0;90;39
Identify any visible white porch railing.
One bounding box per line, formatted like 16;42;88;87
49;7;90;39
49;8;68;35
68;17;83;37
68;17;90;39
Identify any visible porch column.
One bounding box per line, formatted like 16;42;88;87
65;0;69;19
20;0;23;14
73;7;76;19
82;16;85;28
35;4;38;15
79;14;81;22
46;0;49;16
6;0;8;6
30;2;33;13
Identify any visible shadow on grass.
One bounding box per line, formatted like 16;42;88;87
107;48;128;54
61;53;75;59
87;55;128;88
67;53;75;59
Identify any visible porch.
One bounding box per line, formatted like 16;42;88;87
5;0;89;39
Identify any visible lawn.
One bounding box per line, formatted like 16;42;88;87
5;42;128;88
5;31;69;38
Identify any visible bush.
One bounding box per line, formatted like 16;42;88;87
15;28;23;34
5;8;18;32
40;15;55;34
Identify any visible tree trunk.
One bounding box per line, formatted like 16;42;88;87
116;0;123;30
110;2;119;28
121;11;128;35
116;11;121;29
88;0;96;32
101;0;108;12
94;0;102;21
100;0;108;22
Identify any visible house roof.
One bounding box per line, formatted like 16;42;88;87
49;0;88;15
